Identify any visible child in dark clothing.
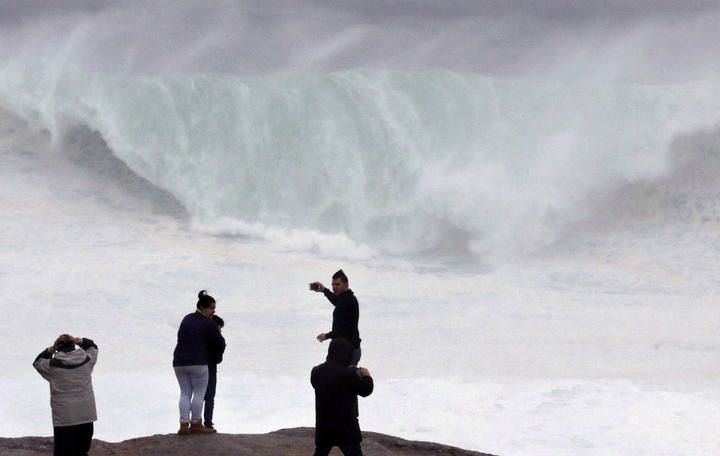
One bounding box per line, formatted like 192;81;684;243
204;314;224;431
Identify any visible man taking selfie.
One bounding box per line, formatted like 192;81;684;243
310;269;362;366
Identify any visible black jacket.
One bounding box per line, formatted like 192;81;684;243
173;311;226;367
323;289;361;348
311;341;373;446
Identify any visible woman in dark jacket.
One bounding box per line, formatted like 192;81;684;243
173;290;226;435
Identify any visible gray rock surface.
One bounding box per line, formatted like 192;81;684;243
0;427;497;455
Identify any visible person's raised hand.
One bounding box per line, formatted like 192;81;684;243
357;367;371;377
53;334;72;349
316;332;328;342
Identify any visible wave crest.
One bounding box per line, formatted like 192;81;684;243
2;62;720;259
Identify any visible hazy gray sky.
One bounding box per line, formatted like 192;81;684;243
1;0;719;81
1;0;717;22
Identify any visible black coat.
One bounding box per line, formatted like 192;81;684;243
323;289;361;349
311;359;374;446
173;311;226;367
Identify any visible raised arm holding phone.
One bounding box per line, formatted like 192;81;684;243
310;269;362;366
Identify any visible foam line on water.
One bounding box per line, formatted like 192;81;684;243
2;63;720;259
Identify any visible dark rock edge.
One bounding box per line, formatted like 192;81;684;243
0;427;498;456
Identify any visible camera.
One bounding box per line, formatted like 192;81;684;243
309;282;321;291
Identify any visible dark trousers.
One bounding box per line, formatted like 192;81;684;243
203;363;218;426
313;444;363;456
53;422;93;456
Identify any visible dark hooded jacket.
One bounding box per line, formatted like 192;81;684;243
173;311;226;367
323;288;361;349
311;338;373;446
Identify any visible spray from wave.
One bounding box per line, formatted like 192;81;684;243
2;61;720;260
3;1;720;261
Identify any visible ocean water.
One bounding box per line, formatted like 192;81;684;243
1;2;720;455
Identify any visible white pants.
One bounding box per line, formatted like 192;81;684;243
174;365;209;422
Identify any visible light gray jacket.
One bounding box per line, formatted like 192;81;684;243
33;339;98;427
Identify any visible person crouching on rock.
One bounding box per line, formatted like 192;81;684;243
33;334;99;456
173;290;226;435
311;338;374;456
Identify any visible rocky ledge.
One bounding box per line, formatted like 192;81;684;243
0;427;496;456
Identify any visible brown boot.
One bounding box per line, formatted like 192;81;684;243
177;422;190;435
190;420;215;434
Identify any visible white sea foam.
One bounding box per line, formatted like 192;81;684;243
2;63;720;259
192;217;375;261
2;86;720;456
2;3;720;455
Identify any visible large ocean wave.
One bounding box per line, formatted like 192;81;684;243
2;62;720;259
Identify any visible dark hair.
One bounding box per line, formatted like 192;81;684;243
332;269;348;283
212;315;224;328
54;334;76;352
57;342;76;352
327;338;353;366
197;290;216;309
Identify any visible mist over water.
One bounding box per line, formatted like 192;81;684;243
3;0;720;80
2;2;720;455
2;54;720;259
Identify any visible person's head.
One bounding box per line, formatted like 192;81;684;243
212;314;224;329
327;338;353;366
331;269;349;295
197;290;216;318
54;334;76;353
